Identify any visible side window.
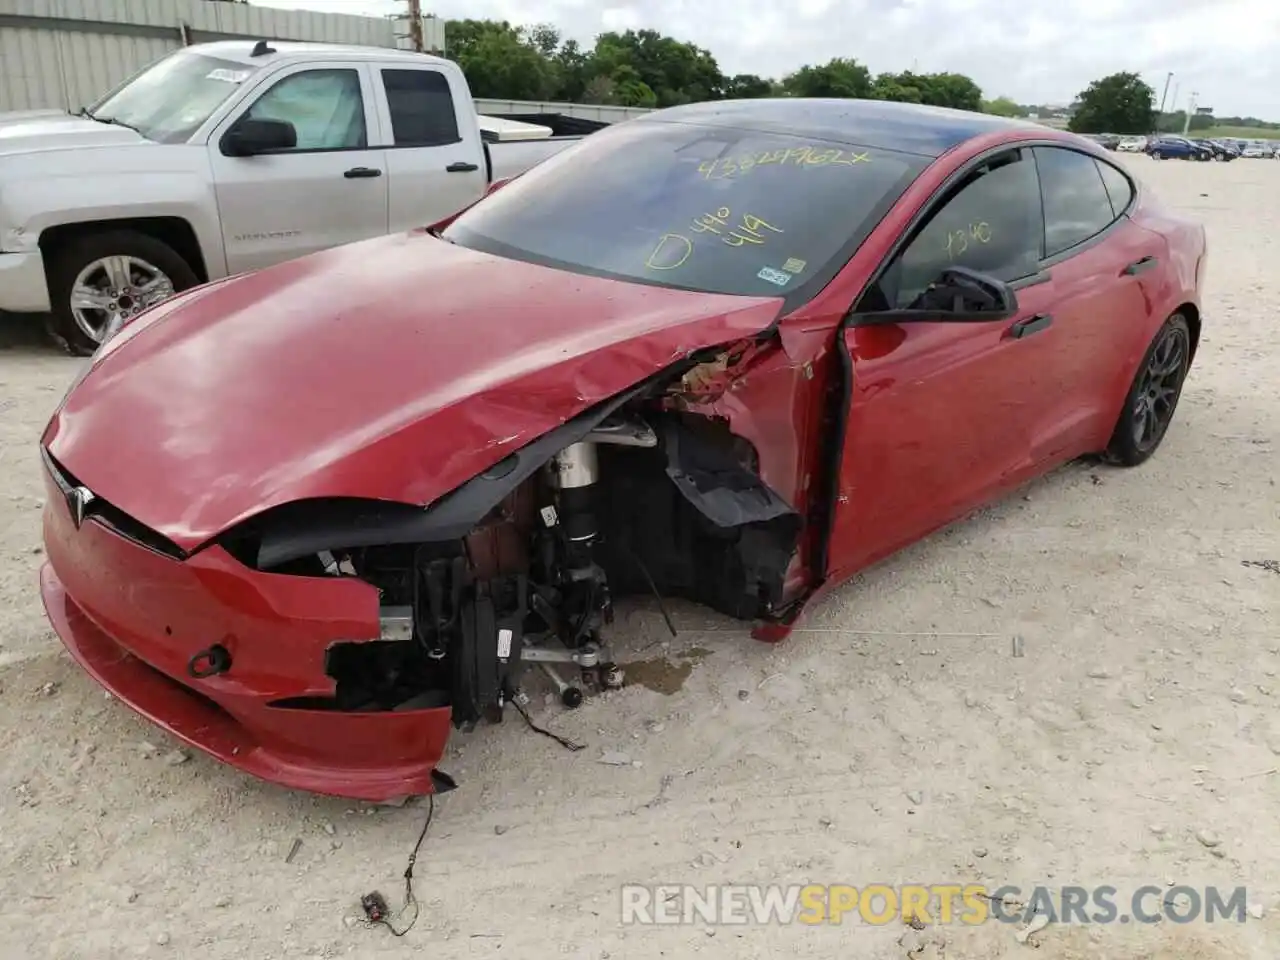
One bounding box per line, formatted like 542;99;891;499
1034;147;1116;256
244;69;366;151
381;69;460;147
1096;160;1134;218
876;151;1043;310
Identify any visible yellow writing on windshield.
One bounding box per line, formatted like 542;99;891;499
945;221;992;260
690;208;783;247
645;233;694;270
698;146;871;180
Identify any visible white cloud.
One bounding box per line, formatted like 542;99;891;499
256;0;1280;117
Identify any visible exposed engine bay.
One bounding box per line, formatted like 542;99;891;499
219;375;803;733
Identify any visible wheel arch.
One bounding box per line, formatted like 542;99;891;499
1175;302;1201;365
38;217;209;288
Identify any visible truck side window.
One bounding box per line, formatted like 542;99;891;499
245;68;367;151
381;69;460;147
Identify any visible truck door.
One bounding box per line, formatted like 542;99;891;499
208;62;390;274
369;65;487;231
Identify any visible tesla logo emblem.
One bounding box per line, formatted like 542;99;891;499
69;486;96;530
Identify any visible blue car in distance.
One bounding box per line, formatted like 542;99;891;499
1146;136;1214;160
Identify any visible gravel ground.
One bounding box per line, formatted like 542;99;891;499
0;154;1277;960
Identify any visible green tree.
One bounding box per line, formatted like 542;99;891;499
1068;72;1155;134
724;74;773;99
444;19;558;100
983;96;1023;117
553;39;592;101
921;72;983;111
781;58;873;99
872;72;925;103
591;29;724;106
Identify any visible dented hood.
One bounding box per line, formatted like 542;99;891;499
43;230;783;550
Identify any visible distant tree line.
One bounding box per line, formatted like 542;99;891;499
441;20;1276;132
445;20;985;112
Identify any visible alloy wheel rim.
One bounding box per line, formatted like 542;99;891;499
1131;326;1188;451
70;255;175;343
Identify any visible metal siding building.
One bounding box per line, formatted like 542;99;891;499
0;0;421;113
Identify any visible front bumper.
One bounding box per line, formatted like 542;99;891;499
39;466;454;802
0;250;51;313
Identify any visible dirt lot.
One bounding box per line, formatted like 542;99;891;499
0;154;1277;960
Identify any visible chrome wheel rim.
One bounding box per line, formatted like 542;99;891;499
70;255;175;343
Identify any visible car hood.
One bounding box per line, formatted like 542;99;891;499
0;109;146;155
43;231;784;551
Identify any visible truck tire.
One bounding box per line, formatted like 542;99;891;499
45;230;199;357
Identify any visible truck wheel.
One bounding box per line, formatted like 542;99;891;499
45;230;198;357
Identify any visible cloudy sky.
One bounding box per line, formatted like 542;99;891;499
257;0;1280;118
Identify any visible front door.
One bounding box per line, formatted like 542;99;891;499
209;63;390;275
828;146;1059;579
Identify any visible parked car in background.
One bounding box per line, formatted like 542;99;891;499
1146;136;1213;161
39;98;1207;802
1079;133;1121;151
1240;141;1279;158
1195;139;1239;161
0;40;607;355
1118;136;1148;152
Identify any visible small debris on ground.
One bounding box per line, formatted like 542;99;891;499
598;751;632;765
1015;911;1051;944
1195;829;1221;848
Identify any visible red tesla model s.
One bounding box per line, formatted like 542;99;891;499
39;98;1206;801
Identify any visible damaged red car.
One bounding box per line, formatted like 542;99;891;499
39;98;1206;801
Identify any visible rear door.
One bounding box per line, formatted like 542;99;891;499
1028;145;1162;461
369;64;487;231
209;62;389;274
828;147;1060;578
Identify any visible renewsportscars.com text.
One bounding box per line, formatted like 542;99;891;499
620;883;1249;926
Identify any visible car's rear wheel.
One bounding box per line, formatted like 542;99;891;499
1103;313;1192;467
45;230;198;357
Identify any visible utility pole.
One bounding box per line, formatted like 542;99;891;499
1182;91;1198;136
1155;71;1172;133
406;0;424;52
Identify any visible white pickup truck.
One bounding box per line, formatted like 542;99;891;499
0;39;600;354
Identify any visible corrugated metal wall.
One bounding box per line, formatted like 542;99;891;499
0;0;400;113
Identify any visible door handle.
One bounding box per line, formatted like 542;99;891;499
446;161;480;173
1122;256;1158;276
343;166;382;179
1008;314;1053;339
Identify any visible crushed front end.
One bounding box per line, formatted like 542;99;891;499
39;362;806;801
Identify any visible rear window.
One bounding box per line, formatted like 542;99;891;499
441;120;929;298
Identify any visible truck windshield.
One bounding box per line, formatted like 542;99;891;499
89;51;261;144
442;119;929;298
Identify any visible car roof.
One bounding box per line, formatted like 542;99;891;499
633;97;1048;158
188;39;447;68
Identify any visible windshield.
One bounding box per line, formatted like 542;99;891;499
90;51;261;144
442;120;929;298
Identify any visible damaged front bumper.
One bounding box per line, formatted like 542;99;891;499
38;468;455;802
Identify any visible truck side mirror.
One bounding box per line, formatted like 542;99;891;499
222;118;297;157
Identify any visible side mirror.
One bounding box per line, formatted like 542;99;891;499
914;266;1018;318
222;117;297;157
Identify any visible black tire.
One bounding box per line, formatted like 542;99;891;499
1103;313;1192;467
44;229;199;357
